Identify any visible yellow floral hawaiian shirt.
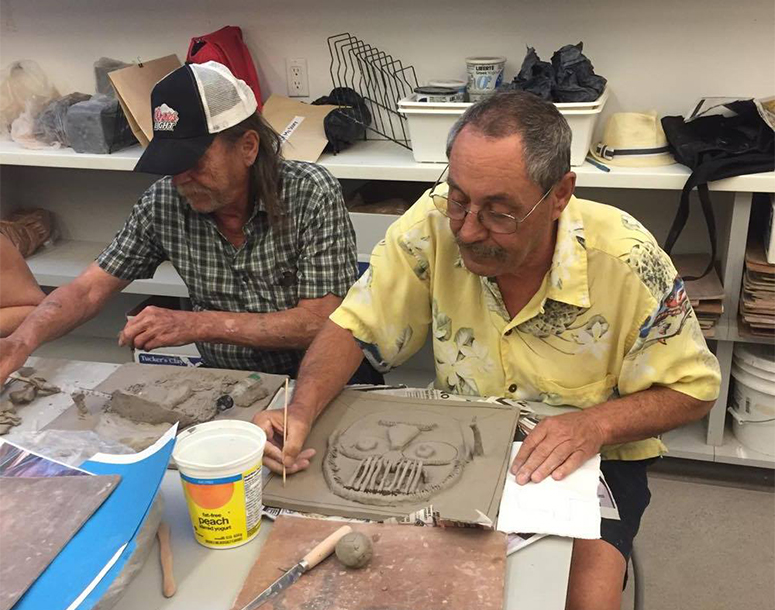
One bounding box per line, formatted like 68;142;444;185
330;190;721;460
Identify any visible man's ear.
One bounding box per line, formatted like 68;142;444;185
550;171;576;220
241;130;260;166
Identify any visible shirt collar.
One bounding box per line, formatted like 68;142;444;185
545;196;590;308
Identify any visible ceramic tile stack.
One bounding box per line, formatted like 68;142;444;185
673;254;724;338
739;238;775;338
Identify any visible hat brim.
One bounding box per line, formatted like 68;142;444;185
589;145;675;168
134;134;216;175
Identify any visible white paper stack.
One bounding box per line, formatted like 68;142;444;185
497;443;601;539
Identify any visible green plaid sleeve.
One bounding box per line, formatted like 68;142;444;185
294;167;358;299
96;191;167;281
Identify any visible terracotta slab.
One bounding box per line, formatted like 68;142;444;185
232;516;507;610
0;475;119;610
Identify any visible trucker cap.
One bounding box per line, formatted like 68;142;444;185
134;61;258;175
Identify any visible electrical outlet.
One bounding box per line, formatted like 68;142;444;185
286;58;309;97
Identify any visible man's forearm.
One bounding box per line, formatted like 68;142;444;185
197;307;332;350
586;386;715;446
10;284;109;351
290;319;365;422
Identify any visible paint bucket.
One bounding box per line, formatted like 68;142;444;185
428;79;467;102
466;57;506;102
414;86;460;103
729;345;775;456
173;420;267;549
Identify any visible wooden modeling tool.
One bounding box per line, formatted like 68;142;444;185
283;378;288;486
157;521;176;598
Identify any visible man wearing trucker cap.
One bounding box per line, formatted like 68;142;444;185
0;62;362;380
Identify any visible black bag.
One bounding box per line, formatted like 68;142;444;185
662;100;774;279
312;88;372;154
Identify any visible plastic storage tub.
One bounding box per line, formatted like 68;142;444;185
398;88;609;165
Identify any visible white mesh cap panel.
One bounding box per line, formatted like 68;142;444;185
190;61;258;133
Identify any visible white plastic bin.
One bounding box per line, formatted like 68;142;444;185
729;344;775;456
398;89;609;165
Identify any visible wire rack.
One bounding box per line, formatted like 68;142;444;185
327;33;419;149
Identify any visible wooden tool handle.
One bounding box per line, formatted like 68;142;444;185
302;525;353;570
157;521;176;598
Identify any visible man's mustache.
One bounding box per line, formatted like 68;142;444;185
455;236;508;261
176;184;214;198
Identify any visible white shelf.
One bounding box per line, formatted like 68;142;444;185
0;140;143;171
3;139;774;191
27;239;188;297
662;420;715;462
715;427;775;469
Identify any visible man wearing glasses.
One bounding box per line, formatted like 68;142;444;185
254;91;720;609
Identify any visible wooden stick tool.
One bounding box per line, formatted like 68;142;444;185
282;378;288;486
157;521;176;598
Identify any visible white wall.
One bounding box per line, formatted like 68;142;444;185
1;0;773;120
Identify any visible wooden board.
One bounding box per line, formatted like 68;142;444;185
232;516;507;610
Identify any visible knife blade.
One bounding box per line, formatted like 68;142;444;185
240;525;353;610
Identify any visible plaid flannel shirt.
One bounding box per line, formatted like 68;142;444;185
97;160;357;375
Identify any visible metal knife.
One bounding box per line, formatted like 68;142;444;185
240;525;353;610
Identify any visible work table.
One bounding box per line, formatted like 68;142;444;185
7;357;573;610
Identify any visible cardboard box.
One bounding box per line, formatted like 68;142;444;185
126;296;203;367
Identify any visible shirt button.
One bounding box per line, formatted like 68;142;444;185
508;384;517;393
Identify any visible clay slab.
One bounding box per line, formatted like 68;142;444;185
263;391;520;525
0;475;119;610
43;364;286;451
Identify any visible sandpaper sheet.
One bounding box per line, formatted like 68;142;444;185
43;363;286;448
0;475;119;610
231;516;507;610
263;391;520;525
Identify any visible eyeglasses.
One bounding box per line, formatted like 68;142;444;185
429;164;553;235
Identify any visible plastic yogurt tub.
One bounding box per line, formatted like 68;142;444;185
466;57;506;101
414;85;460;103
428;79;467;102
173;420;267;549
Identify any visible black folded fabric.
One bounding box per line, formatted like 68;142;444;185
501;42;606;103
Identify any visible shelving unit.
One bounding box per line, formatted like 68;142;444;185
2;139;774;191
2;138;774;468
26;239;188;297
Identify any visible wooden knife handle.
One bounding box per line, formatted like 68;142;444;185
302;525;353;570
157;521;176;598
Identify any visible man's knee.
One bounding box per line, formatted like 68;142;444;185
566;539;626;610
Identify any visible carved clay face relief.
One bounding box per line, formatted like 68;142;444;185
323;411;479;506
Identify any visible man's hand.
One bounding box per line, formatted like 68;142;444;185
0;336;32;386
118;306;197;350
252;407;316;474
511;411;604;485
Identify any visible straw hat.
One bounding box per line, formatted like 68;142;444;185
590;111;674;167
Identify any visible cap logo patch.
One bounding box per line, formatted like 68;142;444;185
153;103;179;131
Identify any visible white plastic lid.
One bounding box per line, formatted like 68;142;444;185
734;344;775;374
173;419;266;476
465;57;507;64
428;79;467;89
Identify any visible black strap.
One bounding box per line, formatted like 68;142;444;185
664;153;774;280
664;178;717;280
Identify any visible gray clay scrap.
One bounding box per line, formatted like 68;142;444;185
42;364;285;451
335;531;373;569
0;371;61;435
